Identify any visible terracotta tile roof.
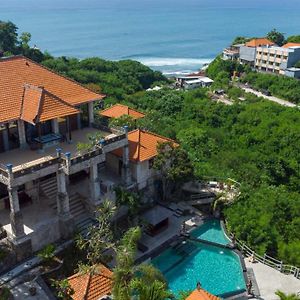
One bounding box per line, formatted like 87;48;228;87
282;42;300;48
186;289;220;300
68;265;113;300
100;104;145;120
0;55;104;124
113;129;178;162
245;38;275;47
20;84;79;125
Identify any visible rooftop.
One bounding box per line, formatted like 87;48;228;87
68;264;113;300
245;38;275;47
0;56;104;124
282;42;300;48
186;288;220;300
99;104;145;120
112;129;178;162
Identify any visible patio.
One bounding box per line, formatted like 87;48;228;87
0;128;110;170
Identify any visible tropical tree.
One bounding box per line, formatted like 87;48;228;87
275;290;300;300
76;199;116;266
0;21;18;53
154;142;194;200
113;227;171;300
267;29;285;46
109;115;136;130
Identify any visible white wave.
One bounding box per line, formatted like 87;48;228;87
135;57;213;67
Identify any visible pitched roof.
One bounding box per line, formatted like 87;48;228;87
68;265;113;300
245;38;275;47
282;42;300;48
186;289;220;300
0;56;104;124
20;84;79;125
113;129;178;162
100;104;145;120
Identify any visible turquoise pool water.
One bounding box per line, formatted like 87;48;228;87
152;241;246;297
190;219;231;246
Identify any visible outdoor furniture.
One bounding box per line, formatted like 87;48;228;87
34;133;62;151
142;206;172;237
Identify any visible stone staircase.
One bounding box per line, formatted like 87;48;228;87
40;177;96;235
40;176;57;203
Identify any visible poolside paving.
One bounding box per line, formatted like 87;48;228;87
245;260;300;299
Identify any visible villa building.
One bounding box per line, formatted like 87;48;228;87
186;288;220;300
68;264;113;300
175;75;214;89
0;56;131;259
99;103;145;120
108;129;177;191
222;44;242;61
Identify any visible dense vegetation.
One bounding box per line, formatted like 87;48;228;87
118;88;300;265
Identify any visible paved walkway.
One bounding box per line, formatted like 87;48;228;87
245;260;300;299
241;86;297;108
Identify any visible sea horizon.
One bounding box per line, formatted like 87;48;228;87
1;0;300;74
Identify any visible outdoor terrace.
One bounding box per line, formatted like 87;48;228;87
0;127;127;184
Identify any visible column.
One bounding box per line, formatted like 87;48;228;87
56;169;74;239
56;170;70;217
51;119;59;134
89;160;101;208
122;126;131;186
24;180;39;203
8;186;25;239
17;120;27;149
2;124;9;151
88;102;94;126
76;113;82;130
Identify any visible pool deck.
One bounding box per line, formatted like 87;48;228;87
245;260;300;299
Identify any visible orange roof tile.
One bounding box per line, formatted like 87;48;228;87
100;104;145;120
0;56;104;124
68;265;113;300
113;129;178;162
20;84;79;124
245;38;275;47
186;289;220;300
282;42;300;48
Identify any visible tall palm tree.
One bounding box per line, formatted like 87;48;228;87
276;290;300;300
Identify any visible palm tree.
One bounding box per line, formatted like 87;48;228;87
275;290;300;300
112;227;173;300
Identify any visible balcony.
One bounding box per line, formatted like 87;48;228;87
0;126;127;185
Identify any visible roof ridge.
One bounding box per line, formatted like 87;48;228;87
84;272;92;300
130;128;177;144
2;55;105;102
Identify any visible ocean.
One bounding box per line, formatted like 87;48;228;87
1;0;300;74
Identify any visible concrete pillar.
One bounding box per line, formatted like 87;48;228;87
76;113;82;130
17;120;27;149
88;102;94;126
56;169;74;239
2;125;9;151
24;180;39;203
122;127;131;186
56;170;70;216
51;119;59;134
89;160;101;209
8;186;25;239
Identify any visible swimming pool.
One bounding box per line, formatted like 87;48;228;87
190;219;231;246
152;240;246;297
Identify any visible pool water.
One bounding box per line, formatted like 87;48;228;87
152;241;246;297
190;219;231;246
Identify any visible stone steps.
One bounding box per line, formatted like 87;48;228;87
40;177;57;201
